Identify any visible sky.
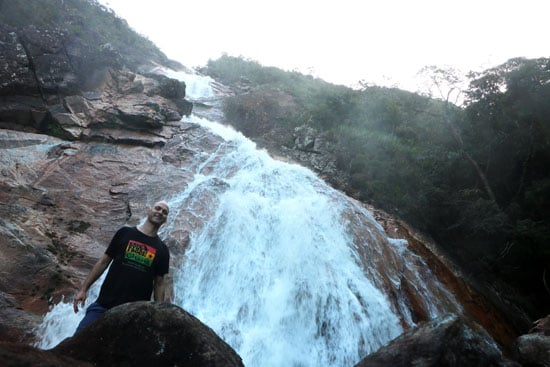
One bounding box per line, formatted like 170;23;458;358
99;0;548;92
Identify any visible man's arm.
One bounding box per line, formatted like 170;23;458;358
73;254;112;313
153;275;166;302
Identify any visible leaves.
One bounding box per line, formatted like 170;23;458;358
205;56;550;311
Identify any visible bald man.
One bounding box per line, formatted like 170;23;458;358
73;201;170;334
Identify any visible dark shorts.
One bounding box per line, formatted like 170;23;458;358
74;301;108;334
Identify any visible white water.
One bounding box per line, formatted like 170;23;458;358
168;118;402;367
162;68;217;101
34;73;459;366
34;273;105;348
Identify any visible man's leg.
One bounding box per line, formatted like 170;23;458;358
74;301;107;334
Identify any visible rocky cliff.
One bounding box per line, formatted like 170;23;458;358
1;1;549;366
0;0;198;343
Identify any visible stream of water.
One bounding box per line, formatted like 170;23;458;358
33;71;459;367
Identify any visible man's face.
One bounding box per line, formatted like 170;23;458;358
148;202;169;226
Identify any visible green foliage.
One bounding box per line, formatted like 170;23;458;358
204;54;324;92
0;0;174;69
207;55;361;142
204;55;550;313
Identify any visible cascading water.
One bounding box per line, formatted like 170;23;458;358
34;71;462;366
167;119;403;367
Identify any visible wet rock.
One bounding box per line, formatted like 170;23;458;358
0;212;71;314
515;333;550;366
513;316;550;367
53;302;244;367
0;122;223;342
0;341;93;367
354;314;520;367
0;293;41;344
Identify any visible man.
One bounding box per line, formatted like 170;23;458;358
73;201;170;333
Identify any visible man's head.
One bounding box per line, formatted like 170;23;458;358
146;200;170;228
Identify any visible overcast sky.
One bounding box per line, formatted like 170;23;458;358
99;0;548;92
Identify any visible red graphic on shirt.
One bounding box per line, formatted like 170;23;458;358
124;240;156;267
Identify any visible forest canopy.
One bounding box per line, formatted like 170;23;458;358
203;55;550;316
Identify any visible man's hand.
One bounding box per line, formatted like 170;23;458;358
73;289;87;313
72;254;112;313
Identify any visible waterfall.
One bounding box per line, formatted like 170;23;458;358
33;72;461;366
166;119;403;367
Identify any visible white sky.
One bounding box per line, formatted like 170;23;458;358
99;0;548;92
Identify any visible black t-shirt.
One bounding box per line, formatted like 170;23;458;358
96;226;170;309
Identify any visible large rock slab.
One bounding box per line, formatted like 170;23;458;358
53;301;244;367
354;314;519;367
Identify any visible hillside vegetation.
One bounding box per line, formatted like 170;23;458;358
0;0;179;70
203;55;550;317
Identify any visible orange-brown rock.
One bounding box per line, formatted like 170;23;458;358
0;121;224;344
368;205;524;353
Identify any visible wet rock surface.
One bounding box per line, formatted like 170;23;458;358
513;315;550;367
0;122;222;319
53;302;244;367
354;314;520;367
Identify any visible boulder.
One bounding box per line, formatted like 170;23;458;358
0;341;93;367
515;333;550;366
53;302;244;367
354;314;520;367
513;315;550;367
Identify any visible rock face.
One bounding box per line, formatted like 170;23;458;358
354;314;520;367
0;18;209;344
513;315;550;367
0;120;224;340
53;302;244;367
0;21;192;146
0;293;41;344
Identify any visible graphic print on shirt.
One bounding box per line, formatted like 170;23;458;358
123;240;156;272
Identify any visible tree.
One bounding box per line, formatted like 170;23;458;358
418;66;499;205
